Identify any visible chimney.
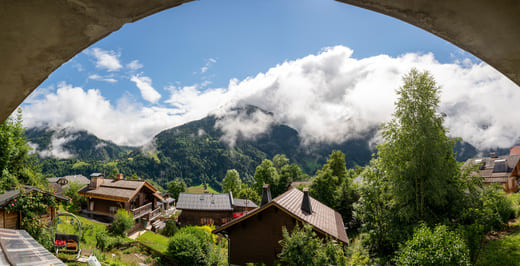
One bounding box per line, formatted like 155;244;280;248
89;173;104;189
301;188;312;214
260;184;272;207
116;173;124;180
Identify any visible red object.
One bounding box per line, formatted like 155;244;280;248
233;212;245;218
55;240;66;246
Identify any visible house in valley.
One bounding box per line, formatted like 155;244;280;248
213;185;349;265
0;186;68;229
78;173;163;232
176;192;259;226
47;174;90;196
176;192;234;226
465;146;520;193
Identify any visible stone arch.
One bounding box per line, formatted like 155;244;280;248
1;0;519;122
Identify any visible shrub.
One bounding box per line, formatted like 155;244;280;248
279;224;348;265
168;231;207;266
110;209;134;236
95;231;124;251
177;226;213;253
159;219;178;237
395;224;470;266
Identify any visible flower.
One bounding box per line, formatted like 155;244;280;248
13;199;16;202
10;204;14;206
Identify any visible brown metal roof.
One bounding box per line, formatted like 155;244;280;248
214;188;349;245
273;188;349;244
78;179;162;202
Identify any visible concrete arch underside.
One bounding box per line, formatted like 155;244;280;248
1;0;519;123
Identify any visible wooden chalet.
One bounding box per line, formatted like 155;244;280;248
176;192;259;226
213;185;349;265
465;147;520;193
0;186;68;229
78;173;163;231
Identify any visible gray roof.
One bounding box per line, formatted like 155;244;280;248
0;186;69;207
465;154;520;183
176;193;233;211
47;175;90;185
233;198;258;208
0;228;65;265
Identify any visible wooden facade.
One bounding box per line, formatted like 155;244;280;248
214;188;348;266
79;174;163;229
178;209;233;226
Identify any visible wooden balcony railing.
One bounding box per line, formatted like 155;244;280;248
132;202;152;219
150;208;161;220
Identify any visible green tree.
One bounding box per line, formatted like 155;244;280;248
110;209;135;236
168;178;187;200
395;224;470;266
378;69;460;222
236;186;261;205
222;169;242;195
354;160;398;258
279;224;347;265
310;150;350;208
273;154;290;173
334;171;359;225
253;159;280;196
0;109;43;191
63;181;87;212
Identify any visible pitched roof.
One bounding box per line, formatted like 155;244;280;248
233;198;258;208
78;179;162;202
176;193;233;211
465;154;520;183
47;175;90;185
214;188;349;245
0;228;65;265
0;186;69;207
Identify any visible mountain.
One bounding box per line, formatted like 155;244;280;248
26;105;501;190
25;127;133;161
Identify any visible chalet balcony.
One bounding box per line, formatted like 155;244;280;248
132;202;152;219
150;207;161;220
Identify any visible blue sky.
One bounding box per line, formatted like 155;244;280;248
22;0;520;154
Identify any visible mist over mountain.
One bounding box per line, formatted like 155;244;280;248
25;105;499;189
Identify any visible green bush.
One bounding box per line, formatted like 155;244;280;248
168;231;207;266
159;219;178;237
480;186;515;231
278;224;347;265
110;209;135;236
395;224;470;266
95;231;124;251
177;226;212;253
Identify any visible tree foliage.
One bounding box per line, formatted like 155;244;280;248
168;178;187;200
395;224;470;266
378;69;461;222
110;209;134;236
222;169;242;195
278;224;347;265
0;109;43;191
236;186;261;205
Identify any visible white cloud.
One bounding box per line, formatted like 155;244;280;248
215;108;275;147
200;58;217;73
130;74;162;103
38;135;77;159
88;74;117;83
87;48;122;72
23;46;520;150
127;60;143;71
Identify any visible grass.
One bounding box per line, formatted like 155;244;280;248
57;205;107;249
136;231;170;254
187;184;218;193
475;228;520;265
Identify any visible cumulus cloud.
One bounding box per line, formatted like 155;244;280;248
86;48;122;72
88;74;117;83
215;108;276;147
130;74;162;103
127;60;143;71
23;46;520;150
